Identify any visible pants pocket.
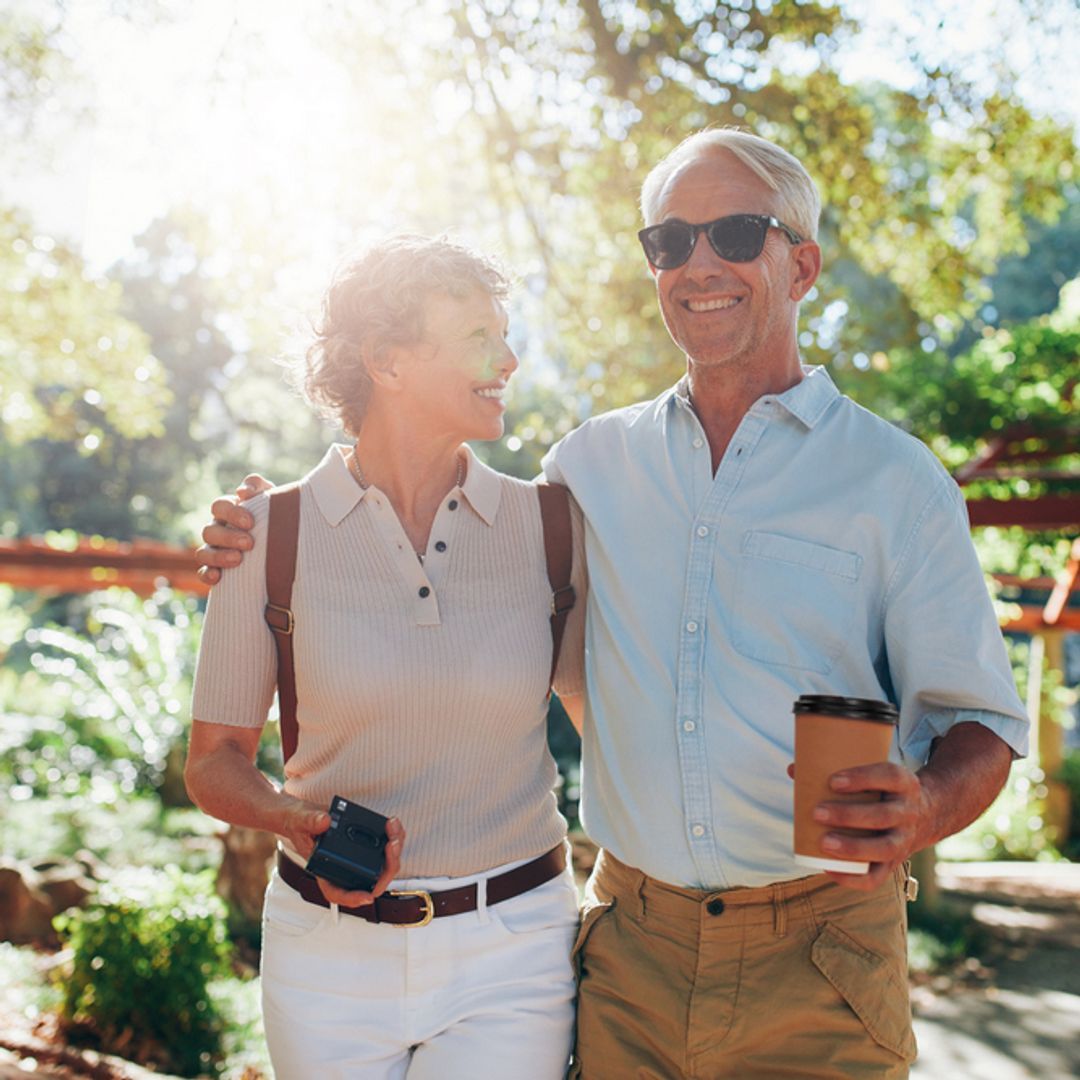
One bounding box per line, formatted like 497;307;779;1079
570;898;615;981
811;922;917;1063
262;873;332;941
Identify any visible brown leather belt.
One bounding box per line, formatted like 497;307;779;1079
276;845;566;927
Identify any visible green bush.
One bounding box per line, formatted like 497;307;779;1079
0;585;203;799
55;866;230;1077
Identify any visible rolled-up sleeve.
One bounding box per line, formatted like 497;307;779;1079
883;477;1029;767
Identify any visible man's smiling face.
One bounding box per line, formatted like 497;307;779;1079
650;149;810;379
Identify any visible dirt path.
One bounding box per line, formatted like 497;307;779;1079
911;862;1080;1079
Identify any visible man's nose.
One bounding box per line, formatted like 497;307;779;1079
683;230;726;278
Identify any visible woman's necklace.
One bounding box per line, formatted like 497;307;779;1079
348;445;464;563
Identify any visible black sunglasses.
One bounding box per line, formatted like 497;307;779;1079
638;213;804;269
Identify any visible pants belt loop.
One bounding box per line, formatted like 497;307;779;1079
476;874;490;925
331;901;340;927
632;867;647;921
772;884;787;938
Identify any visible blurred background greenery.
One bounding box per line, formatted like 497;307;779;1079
1;0;1078;1075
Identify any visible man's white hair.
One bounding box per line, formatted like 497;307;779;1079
640;128;821;241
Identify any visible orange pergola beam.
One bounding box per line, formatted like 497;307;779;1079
1043;537;1080;627
966;496;1080;529
0;538;208;597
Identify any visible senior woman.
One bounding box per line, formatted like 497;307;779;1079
185;235;587;1079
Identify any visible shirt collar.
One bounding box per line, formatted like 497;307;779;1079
671;364;839;430
458;444;502;526
305;443;502;528
306;445;367;527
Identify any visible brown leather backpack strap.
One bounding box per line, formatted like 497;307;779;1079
536;482;576;693
264;483;302;764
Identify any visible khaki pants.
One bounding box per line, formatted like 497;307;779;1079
570;850;917;1079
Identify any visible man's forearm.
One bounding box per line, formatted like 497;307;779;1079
914;721;1014;850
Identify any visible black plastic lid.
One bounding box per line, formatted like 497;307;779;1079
793;695;898;724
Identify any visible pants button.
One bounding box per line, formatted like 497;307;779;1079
706;897;725;916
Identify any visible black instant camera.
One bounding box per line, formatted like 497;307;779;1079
305;795;389;892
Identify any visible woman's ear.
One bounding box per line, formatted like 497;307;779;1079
363;343;405;391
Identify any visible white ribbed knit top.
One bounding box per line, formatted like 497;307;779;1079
191;443;586;877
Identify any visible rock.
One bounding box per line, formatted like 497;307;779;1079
36;865;95;916
0;863;58;946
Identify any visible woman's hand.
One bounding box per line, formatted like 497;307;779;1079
276;796;334;860
316;817;406;908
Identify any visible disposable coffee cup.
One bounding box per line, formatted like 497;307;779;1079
793;694;898;874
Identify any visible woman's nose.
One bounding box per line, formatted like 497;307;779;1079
491;339;519;378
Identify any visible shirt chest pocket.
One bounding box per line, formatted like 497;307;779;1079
731;531;863;675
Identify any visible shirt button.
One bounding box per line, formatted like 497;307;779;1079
696;525;708;538
686;621;698;633
448;499;458;510
691;824;705;838
435;541;447;552
683;720;696;733
693;437;704;449
707;898;725;916
418;586;430;598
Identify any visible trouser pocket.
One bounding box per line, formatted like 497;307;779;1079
811;922;917;1063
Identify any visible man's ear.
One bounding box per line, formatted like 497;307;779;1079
789;241;822;302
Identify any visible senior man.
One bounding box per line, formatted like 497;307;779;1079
197;130;1028;1078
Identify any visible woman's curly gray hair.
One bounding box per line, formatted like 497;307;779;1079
301;234;512;435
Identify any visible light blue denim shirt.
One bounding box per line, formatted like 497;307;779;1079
542;367;1029;889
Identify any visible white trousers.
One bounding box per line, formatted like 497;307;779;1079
259;851;579;1079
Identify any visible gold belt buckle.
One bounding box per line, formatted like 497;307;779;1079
388;889;434;927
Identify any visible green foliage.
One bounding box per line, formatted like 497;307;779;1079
0;3;74;145
0;207;170;449
0;586;202;801
907;902;989;975
211;973;273;1080
347;0;1078;415
3;1;1078;535
940;637;1073;862
838;303;1079;577
940;756;1063;862
55;867;230;1077
848;318;1079;460
0;942;63;1016
2;209;329;542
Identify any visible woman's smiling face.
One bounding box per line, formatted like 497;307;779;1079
395;287;519;443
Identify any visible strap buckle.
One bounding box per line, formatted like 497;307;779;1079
265;603;295;635
551;585;576;616
388;889;434;927
904;874;920;902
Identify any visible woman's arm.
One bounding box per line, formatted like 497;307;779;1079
185;719;404;905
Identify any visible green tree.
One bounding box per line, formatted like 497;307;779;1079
0;209;169;450
300;0;1078;429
